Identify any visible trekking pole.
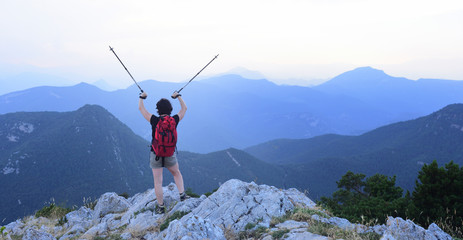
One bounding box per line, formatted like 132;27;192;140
173;54;219;98
109;46;144;93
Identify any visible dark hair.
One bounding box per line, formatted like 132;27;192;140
156;98;173;115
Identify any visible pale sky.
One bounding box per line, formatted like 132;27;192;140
1;0;463;89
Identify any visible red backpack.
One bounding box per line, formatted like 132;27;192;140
152;116;177;158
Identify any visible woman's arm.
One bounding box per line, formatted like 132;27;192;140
138;92;152;122
172;92;187;121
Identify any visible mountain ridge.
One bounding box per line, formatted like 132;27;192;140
0;104;152;223
1;74;391;152
0;105;290;223
245;103;463;198
2;67;463;153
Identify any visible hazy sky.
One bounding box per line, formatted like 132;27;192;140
1;0;463;89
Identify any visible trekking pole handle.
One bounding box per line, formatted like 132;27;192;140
171;91;182;99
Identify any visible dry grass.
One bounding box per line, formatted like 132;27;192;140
433;216;463;239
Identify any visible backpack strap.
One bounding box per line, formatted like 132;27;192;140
155;155;165;167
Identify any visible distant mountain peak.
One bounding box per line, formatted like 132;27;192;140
315;66;409;91
220;67;267;80
337;66;388;79
352;66;383;72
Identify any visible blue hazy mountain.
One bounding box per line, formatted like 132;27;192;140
0;105;152;223
2;68;463;153
0;105;288;222
245;104;463;199
0;74;389;153
314;66;463;120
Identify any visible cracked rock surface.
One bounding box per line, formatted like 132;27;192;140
2;179;452;240
188;179;315;232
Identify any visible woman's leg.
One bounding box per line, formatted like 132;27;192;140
152;168;164;205
167;163;184;194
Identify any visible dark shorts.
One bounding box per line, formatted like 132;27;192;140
149;151;178;169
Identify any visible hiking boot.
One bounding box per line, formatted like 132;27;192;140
180;192;190;201
155;204;165;214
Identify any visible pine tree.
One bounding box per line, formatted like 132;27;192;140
319;171;410;223
412;160;463;228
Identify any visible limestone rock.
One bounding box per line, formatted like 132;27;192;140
381;217;452;240
23;228;56;240
127;210;160;235
120;232;132;240
327;216;364;232
162;214;226;240
191;179;315;232
310;214;365;232
4;219;25;236
168;195;205;214
284;230;330;240
276;220;309;230
93;192;130;220
1;179;455;240
65;206;93;230
81;222;108;239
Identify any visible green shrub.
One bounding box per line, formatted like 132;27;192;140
35;203;71;219
57;216;68;226
244;222;256;230
272;229;289;239
1;226;8;237
118;192;130;199
238;225;268;240
270;211;292;227
185;188;200;198
134;208;151;217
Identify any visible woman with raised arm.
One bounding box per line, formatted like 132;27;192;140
138;91;188;214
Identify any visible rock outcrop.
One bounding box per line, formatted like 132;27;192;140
1;179;453;240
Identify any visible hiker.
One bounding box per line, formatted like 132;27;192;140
138;91;188;214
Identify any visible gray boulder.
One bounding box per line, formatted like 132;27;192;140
162;214;226;240
127;210;160;235
276;220;309;230
4;219;25;236
327;216;364;232
168;195;205;214
65;206;93;229
59;224;87;240
311;214;366;233
93;192;130;220
23;228;56;240
119;183;183;227
190;179;316;232
381;217;452;240
283;231;330;240
274;220;329;240
81;221;108;239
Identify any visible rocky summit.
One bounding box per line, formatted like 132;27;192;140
2;179;452;240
